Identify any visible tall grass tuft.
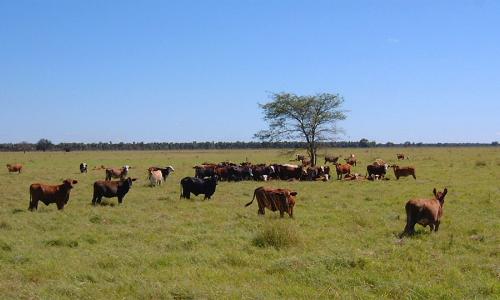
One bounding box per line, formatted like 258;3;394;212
252;221;301;250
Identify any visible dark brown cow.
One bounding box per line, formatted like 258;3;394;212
6;163;23;173
335;163;351;180
391;165;416;180
396;153;406;160
324;155;340;164
105;166;129;180
29;179;78;211
400;188;448;237
245;187;297;218
92;177;137;205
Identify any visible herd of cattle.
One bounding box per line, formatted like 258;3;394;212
5;152;446;237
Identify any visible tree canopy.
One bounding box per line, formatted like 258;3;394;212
255;92;347;165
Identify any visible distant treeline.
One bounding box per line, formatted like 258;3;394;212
0;139;497;152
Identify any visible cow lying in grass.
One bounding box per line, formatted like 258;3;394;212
400;188;448;237
245;187;297;218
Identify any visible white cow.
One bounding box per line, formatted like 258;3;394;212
148;169;163;186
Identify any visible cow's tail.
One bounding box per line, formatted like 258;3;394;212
245;189;256;207
179;182;183;199
28;188;33;210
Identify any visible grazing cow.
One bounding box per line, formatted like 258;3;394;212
324;155;341;164
92;177;137;205
6;163;23;173
148;166;174;180
29;179;78;211
245;187;298;218
105;166;129;181
400;188;448;237
79;163;88;173
148;169;163;186
366;164;388;179
335;163;351;180
396;153;407;160
180;176;218;200
391;165;416;180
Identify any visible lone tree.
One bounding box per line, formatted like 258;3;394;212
255;92;346;166
36;138;53;152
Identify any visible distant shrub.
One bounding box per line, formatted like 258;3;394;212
475;160;487;167
252;222;300;250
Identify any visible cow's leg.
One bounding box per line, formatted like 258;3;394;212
118;197;123;204
434;221;440;232
288;207;294;218
413;174;416;179
56;201;65;210
428;223;435;232
280;210;284;218
29;198;38;211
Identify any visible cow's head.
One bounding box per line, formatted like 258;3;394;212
123;165;130;172
62;179;78;189
166;166;175;172
433;188;448;203
284;190;298;215
125;177;138;186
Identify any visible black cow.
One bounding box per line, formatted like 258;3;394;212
194;165;216;178
228;166;253;181
79;163;88;173
92;177;137;205
180;176;218;200
251;165;276;181
366;164;388;179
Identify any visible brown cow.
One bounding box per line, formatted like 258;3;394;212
344;157;357;166
400;188;448;237
29;179;78;211
105;165;129;180
396;153;407;160
245;187;297;218
391;165;416;180
335;163;351;180
6;163;23;173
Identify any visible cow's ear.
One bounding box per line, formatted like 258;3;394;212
72;180;78;184
132;178;137;181
442;188;448;196
290;191;298;196
433;188;437;197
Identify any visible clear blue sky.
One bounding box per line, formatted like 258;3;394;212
1;0;498;143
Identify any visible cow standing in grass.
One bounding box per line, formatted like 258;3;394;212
105;166;129;181
391;165;416;180
245;187;298;218
92;178;137;205
29;179;78;211
335;163;351;180
400;188;448;237
6;163;23;173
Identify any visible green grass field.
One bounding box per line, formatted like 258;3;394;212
0;148;499;299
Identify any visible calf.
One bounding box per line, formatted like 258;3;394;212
92;177;137;205
148;169;163;186
400;188;448;237
105;166;129;180
391;165;416;180
29;179;78;211
180;176;218;200
6;163;23;173
245;187;297;218
335;163;351;180
80;162;88;173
